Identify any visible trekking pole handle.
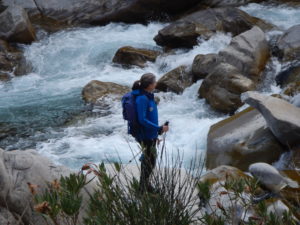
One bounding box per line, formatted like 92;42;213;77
164;121;169;126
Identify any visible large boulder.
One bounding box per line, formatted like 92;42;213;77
0;49;32;76
1;0;200;25
0;5;36;44
276;63;300;96
113;46;160;68
276;63;300;87
206;107;286;170
199;63;255;113
199;0;263;7
0;148;71;225
242;91;300;148
219;26;270;79
192;54;219;81
275;24;300;62
82;80;130;104
154;7;272;48
156;66;193;94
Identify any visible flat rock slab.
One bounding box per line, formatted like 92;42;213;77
242;91;300;148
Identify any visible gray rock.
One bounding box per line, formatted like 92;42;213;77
82;80;130;104
154;7;272;48
206;107;286;171
0;149;71;225
199;63;255;113
2;0;200;25
0;207;20;225
219;26;270;79
275;24;300;61
200;0;263;7
0;5;36;44
0;73;11;81
192;54;219;80
156;66;193;94
242;91;300;147
113;46;160;68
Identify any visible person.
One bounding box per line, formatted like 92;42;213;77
131;73;169;193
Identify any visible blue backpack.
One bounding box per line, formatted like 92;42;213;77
121;91;142;138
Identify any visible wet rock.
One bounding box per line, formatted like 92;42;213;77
199;63;255;113
0;73;11;81
0;50;32;76
199;0;263;7
242;91;300;148
13;53;33;76
206;107;286;171
276;64;300;87
284;82;300;96
0;5;36;44
219;26;270;79
113;46;160;68
154;7;272;48
1;0;199;25
192;54;219;81
156;66;193;94
82;80;130;104
0;39;10;52
275;24;300;61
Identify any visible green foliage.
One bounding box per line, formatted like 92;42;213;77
33;173;88;225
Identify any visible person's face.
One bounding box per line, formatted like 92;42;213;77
148;81;157;92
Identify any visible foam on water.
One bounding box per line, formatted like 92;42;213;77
240;3;300;30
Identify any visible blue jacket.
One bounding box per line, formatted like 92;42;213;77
132;89;160;141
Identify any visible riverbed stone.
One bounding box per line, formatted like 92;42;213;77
206;107;286;171
154;7;272;48
82;80;130;104
113;46;160;68
199;63;255;113
242;91;300;148
156;66;193;94
0;5;36;44
275;24;300;62
219;26;270;79
1;0;200;25
192;54;219;81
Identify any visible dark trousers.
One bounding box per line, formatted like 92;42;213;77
139;139;157;192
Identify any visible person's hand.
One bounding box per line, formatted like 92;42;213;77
162;125;169;133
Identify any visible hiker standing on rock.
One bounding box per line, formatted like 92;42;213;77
122;73;169;193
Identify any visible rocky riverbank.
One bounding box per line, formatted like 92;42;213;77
1;0;300;223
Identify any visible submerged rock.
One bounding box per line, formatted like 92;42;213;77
0;5;36;44
206;107;286;170
242;91;300;148
154;7;272;48
199;63;255;113
82;80;130;104
156;66;193;94
113;46;160;68
275;24;300;62
219;26;270;79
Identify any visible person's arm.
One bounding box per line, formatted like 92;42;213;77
136;96;160;130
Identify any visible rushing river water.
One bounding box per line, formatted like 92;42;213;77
0;3;300;169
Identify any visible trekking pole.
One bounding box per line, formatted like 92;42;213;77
160;121;169;161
